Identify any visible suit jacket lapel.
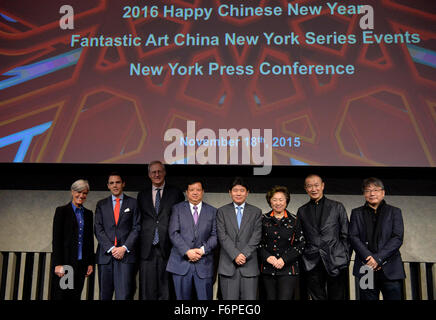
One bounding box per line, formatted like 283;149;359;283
227;204;239;234
359;210;368;243
69;204;79;232
184;202;195;232
239;205;251;234
119;195;129;222
145;187;157;217
374;202;388;250
362;207;372;244
196;204;206;230
158;187;168;216
103;196;116;225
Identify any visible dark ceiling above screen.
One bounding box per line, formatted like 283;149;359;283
0;0;435;167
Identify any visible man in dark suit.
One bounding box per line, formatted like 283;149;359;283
297;174;350;300
137;161;185;300
350;177;405;300
217;177;262;300
166;180;217;300
94;173;140;300
51;179;94;300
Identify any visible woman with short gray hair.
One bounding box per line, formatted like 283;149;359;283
71;179;90;193
51;179;95;300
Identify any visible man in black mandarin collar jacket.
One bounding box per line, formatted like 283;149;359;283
297;174;350;300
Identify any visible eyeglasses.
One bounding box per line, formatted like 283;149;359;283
150;170;164;176
363;188;383;194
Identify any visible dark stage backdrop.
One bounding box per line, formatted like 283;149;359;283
1;0;435;167
2;163;436;197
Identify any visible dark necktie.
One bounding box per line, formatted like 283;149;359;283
152;189;161;245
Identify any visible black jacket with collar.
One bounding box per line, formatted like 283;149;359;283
52;203;95;267
297;197;350;276
350;201;405;280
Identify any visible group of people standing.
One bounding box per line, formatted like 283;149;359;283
51;161;405;301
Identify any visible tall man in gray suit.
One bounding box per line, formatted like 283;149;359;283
94;173;140;300
217;177;262;300
137;161;185;300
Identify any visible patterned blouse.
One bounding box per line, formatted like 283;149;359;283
259;210;305;276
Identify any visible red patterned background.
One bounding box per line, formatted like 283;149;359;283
1;0;435;166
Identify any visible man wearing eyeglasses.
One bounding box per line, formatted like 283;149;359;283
349;177;405;300
297;174;350;300
137;161;185;300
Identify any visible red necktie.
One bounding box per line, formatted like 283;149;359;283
114;198;120;246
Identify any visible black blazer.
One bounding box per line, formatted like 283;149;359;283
350;202;405;280
94;194;140;264
52;203;95;267
297;197;350;276
137;184;185;260
259;210;305;276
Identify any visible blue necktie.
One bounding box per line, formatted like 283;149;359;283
237;206;242;229
152;189;161;245
155;188;161;213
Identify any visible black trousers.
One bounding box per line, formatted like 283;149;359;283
139;245;172;300
50;260;88;300
262;275;299;300
359;270;403;300
306;261;348;300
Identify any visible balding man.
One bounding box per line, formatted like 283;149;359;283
297;174;350;300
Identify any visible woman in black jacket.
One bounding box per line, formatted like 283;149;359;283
51;179;95;300
259;186;305;300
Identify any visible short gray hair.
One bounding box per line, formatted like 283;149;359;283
362;177;384;192
148;160;165;173
71;179;90;192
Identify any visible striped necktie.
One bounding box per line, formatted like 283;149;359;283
152;189;161;245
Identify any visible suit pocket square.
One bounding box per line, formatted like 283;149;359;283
124;208;131;213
